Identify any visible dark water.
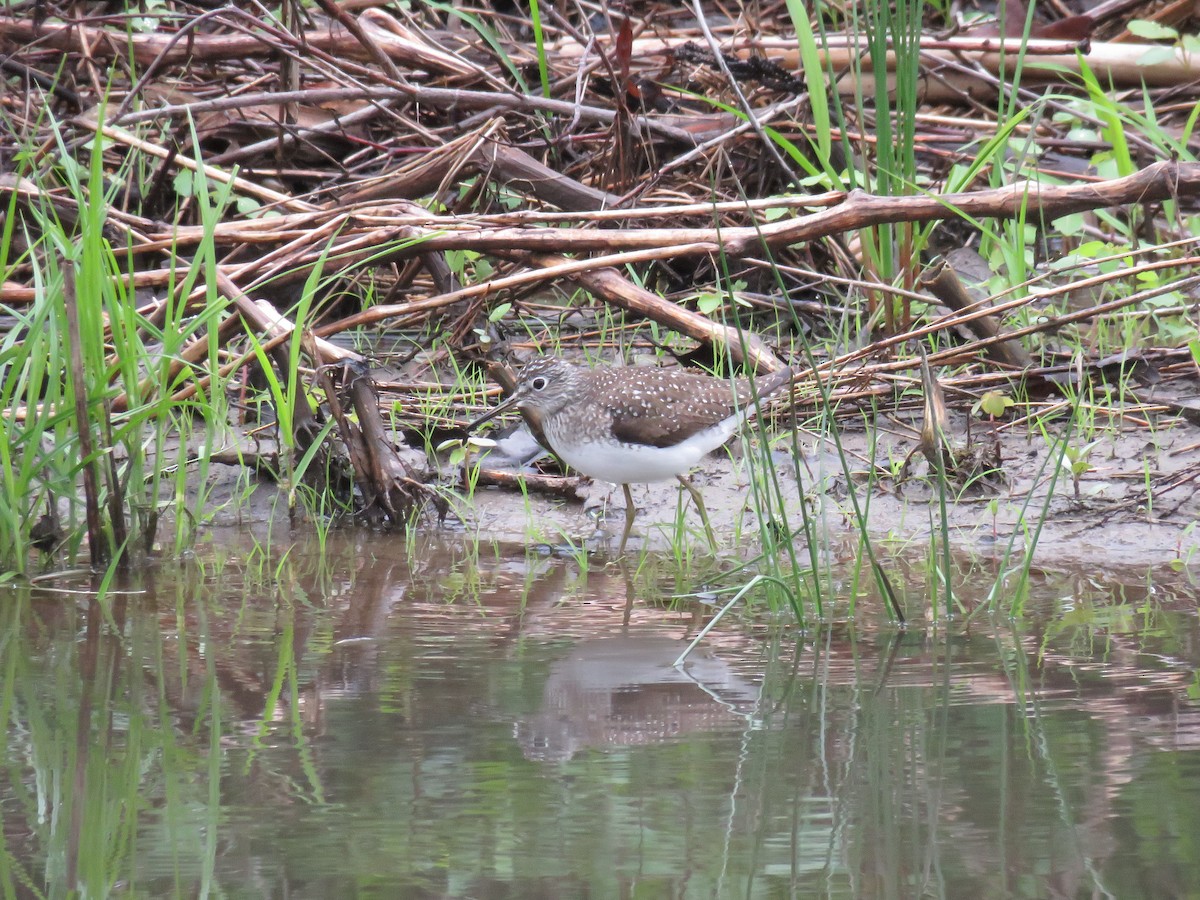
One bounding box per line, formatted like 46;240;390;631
2;533;1198;898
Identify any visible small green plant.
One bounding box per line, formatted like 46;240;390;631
1061;440;1099;501
1171;521;1198;571
987;497;1001;540
1139;457;1154;522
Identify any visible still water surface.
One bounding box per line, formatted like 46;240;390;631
2;532;1198;898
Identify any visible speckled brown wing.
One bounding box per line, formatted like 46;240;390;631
605;366;795;448
591;368;754;449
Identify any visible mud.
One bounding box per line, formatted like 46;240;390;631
198;397;1200;573
462;402;1200;571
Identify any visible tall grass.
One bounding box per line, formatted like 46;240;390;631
0;115;241;573
697;240;904;624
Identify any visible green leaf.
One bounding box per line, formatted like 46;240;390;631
697;292;721;315
1144;291;1183;308
799;172;833;189
1127;19;1178;40
173;169;193;196
979;390;1015;418
487;302;512;322
1076;240;1110;258
1137;47;1177;66
1052;212;1084;236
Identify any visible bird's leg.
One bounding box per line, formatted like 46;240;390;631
618;483;637;554
676;475;717;549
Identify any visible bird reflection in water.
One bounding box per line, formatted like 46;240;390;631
515;636;762;763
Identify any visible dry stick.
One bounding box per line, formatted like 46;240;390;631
551;34;1091;61
525;252;785;373
731;161;1200;254
473;467;585;500
112;5;249;120
312;0;403;81
0;12;472;75
793;271;1200;405
337;120;501;205
356;5;495;82
553;33;1200;89
235;191;851;232
105;80;698;147
108;87;416;128
449;192;848;224
726;249;1200;408
474;141;623;212
689;0;798;186
85;117;311;213
918;260;1032;370
313;242;720;336
149;161;1200;260
73;113;1200;394
619;95;810;207
132;190;850;251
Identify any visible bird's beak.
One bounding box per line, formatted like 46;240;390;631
467;389;523;432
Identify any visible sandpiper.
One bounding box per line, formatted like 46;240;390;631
469;357;794;552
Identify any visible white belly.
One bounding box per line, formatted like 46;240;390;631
548;419;739;484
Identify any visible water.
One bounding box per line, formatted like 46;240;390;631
2;532;1198;898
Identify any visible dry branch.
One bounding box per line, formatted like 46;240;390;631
556;33;1200;90
527;253;785;372
142;161;1200;264
0;12;474;76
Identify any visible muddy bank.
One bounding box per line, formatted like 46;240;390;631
203;400;1200;574
471;433;1198;570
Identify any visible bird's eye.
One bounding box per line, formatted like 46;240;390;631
531;376;548;390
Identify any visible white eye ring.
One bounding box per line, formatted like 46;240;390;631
531;376;548;390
